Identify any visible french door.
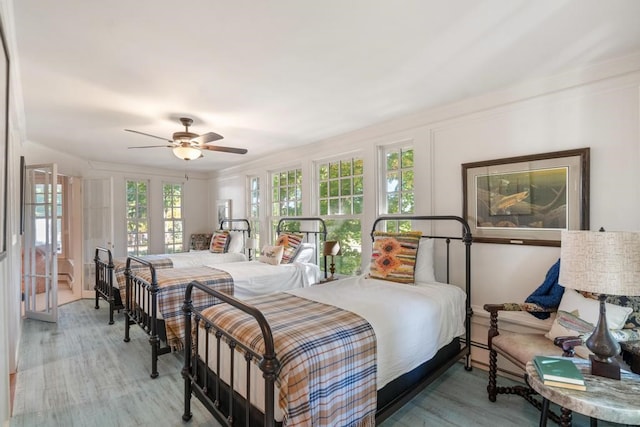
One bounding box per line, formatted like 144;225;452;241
23;163;58;322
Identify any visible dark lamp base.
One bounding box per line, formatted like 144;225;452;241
590;354;620;380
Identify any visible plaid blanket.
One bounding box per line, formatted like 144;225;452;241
113;255;174;301
202;293;377;427
135;266;233;349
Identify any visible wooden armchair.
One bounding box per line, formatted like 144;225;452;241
485;300;640;424
484;303;578;424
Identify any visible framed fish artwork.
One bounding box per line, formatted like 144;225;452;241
462;148;590;246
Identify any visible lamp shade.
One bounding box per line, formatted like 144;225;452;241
173;145;202;160
559;230;640;296
323;240;342;257
246;238;258;250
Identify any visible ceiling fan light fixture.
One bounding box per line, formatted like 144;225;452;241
173;145;201;161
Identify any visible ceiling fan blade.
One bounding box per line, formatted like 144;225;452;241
125;129;173;142
128;144;174;149
200;145;248;154
191;132;224;144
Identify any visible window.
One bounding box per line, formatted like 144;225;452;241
248;176;261;252
382;145;414;231
318;157;363;275
269;167;302;247
163;183;184;253
271;168;302;217
126;180;149;256
34;182;62;254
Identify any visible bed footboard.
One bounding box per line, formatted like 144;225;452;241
124;256;171;379
94;247;123;325
182;280;279;427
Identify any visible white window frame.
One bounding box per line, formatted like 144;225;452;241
162;182;184;253
125;179;150;256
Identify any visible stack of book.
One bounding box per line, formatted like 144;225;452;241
533;355;586;391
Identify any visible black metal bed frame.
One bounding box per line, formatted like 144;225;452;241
181;215;473;426
93;219;253;326
124;217;328;379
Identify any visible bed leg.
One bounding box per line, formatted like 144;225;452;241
108;302;115;325
124;312;131;343
95;290;100;310
465;354;472;371
150;335;159;379
182;368;193;421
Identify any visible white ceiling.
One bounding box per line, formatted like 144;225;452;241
11;0;640;172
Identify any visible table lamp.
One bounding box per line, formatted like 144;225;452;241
323;240;342;281
559;230;640;379
246;238;258;261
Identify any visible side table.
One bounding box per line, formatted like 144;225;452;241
526;358;640;427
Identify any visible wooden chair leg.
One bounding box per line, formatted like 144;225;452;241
487;349;498;402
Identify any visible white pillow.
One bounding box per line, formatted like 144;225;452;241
259;245;284;265
292;243;315;263
226;231;244;253
545;289;633;341
414;238;435;283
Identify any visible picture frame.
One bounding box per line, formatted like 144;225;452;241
216;199;231;227
0;21;9;260
462;148;590;246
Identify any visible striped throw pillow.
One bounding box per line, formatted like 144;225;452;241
276;232;304;264
369;231;422;284
209;231;230;253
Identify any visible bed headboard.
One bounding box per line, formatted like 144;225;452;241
276;217;328;276
190;219;253;255
371;215;473;346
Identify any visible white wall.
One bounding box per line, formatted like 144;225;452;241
211;53;640;365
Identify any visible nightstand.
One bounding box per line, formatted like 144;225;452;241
526;358;640;426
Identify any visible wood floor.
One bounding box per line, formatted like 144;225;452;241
11;299;625;427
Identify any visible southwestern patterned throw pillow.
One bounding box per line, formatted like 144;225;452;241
209;231;230;253
369;231;422;284
275;232;304;264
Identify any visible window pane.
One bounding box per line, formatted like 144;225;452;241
401;193;414;213
319;181;328;198
401;149;414;168
353;176;363;195
320;199;328;215
329;180;339;197
340;160;352;177
386;152;399;170
340;178;351;196
329;162;339;179
353;196;363;214
386;172;399;192
319;164;328;180
387;194;399;214
401;170;414;191
329;198;339;215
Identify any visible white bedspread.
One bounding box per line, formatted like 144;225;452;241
169;251;246;268
198;274;467;421
204;260;321;298
287;275;466;388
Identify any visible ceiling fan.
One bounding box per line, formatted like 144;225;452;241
125;117;248;160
